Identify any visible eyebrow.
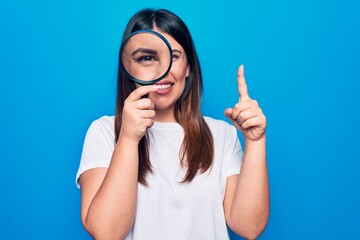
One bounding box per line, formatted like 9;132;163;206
172;49;182;55
131;48;157;56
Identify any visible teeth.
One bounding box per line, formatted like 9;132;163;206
155;84;172;90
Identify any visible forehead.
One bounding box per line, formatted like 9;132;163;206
152;28;184;52
123;31;170;53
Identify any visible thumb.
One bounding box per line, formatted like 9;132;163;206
224;108;235;123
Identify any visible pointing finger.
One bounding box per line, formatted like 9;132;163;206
237;65;250;101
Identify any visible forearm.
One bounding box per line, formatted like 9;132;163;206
230;136;269;238
84;136;139;239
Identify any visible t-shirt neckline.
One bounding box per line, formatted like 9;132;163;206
152;121;182;130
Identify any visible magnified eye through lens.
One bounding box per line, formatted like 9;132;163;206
120;30;173;85
133;50;159;68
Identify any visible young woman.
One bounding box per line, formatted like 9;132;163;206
76;8;269;240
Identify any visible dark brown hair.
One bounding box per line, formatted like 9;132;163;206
115;9;213;185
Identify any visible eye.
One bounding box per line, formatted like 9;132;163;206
135;55;160;67
172;54;180;61
136;55;158;62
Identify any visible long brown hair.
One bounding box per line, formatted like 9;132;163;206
115;9;213;185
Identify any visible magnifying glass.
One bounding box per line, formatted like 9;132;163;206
120;30;173;86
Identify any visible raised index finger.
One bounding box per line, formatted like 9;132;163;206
237;65;250;101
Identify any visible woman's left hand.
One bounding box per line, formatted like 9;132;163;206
224;65;267;141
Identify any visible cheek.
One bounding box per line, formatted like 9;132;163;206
173;61;189;81
174;70;187;89
170;66;187;93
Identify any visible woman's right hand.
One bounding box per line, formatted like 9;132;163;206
119;85;158;143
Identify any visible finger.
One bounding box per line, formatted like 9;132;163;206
145;118;155;128
231;101;253;120
137;109;156;119
134;98;155;110
127;85;158;101
237;65;250;101
224;108;234;121
240;116;264;130
236;107;261;123
224;108;238;125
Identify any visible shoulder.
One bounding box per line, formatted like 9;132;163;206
90;115;114;129
89;115;114;130
203;116;238;140
86;115;115;141
203;116;235;132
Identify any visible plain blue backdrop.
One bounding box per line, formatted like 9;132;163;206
1;0;359;239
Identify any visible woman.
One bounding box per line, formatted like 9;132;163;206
76;8;269;240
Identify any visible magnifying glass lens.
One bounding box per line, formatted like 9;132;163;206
121;31;172;85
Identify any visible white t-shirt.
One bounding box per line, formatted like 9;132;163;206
76;115;243;240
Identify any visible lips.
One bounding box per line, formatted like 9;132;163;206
153;80;174;94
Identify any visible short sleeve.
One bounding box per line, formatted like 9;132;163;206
225;125;243;177
75;118;114;188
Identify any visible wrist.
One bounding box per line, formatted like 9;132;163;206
117;132;141;146
244;134;266;146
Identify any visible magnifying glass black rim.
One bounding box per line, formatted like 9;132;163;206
120;29;173;86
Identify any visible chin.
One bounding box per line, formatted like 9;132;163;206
154;103;174;110
152;98;177;110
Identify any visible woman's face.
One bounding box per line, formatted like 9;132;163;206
141;29;190;121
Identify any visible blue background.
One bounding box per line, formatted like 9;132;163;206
1;0;359;239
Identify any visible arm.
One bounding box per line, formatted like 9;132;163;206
224;65;269;239
80;137;139;239
79;85;157;239
224;137;269;239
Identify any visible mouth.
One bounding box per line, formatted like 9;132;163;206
154;83;172;90
153;81;174;94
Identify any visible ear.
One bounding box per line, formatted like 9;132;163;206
186;64;190;78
